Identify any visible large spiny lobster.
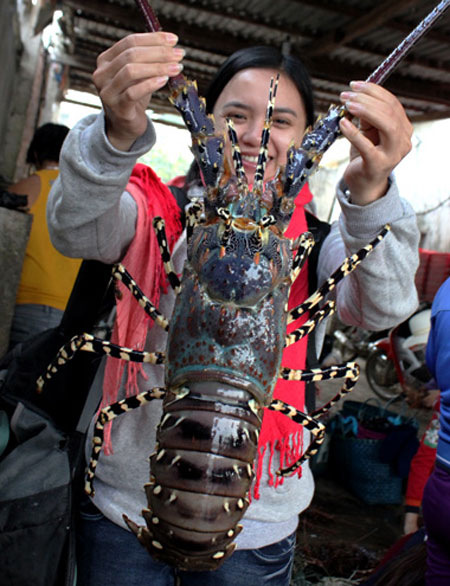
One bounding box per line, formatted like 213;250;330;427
38;0;449;573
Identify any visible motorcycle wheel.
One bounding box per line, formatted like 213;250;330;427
365;349;401;401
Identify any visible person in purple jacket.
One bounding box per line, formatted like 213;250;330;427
422;276;450;585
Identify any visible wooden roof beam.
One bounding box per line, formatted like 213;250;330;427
305;0;423;56
309;56;450;106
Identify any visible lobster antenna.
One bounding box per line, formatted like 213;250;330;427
135;0;160;29
226;117;249;191
367;0;450;85
281;0;450;204
253;74;280;196
134;0;186;89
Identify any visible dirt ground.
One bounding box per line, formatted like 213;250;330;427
289;359;431;585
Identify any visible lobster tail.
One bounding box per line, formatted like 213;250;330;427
126;383;260;571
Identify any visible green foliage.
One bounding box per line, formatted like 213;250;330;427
138;122;192;183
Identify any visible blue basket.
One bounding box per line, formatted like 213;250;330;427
329;433;403;505
341;398;418;430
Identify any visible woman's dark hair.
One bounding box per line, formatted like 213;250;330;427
26;123;70;167
185;46;315;187
205;46;315;127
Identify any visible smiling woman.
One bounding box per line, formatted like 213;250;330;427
46;25;420;586
180;45;315;192
212;68;307;184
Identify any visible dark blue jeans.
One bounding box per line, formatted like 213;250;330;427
76;499;295;586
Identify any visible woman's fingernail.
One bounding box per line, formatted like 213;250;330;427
155;76;169;86
165;33;178;44
168;62;183;75
173;48;185;59
345;100;361;115
340;91;354;101
350;81;366;91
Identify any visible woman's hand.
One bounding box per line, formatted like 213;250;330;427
403;511;420;535
339;82;413;205
92;32;185;151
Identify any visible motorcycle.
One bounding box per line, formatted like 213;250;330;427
365;304;433;401
320;316;388;366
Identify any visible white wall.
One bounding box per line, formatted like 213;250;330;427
309;117;450;252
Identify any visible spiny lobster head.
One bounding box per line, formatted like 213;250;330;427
187;214;292;308
174;75;302;307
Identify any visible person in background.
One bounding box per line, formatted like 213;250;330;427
422;276;450;584
404;396;440;535
7;123;82;349
47;32;420;586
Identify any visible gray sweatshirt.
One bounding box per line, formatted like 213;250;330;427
47;112;419;549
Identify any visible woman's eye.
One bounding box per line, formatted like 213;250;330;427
227;112;246;121
273;117;291;127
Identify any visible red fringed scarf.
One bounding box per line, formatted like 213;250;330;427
101;165;314;498
101;164;183;453
253;184;313;497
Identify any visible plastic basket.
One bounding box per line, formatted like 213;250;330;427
329;433;403;505
341;398;418;430
327;398;416;505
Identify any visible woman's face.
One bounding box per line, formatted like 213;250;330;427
212;68;307;185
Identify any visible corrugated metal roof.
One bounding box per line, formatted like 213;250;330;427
53;0;450;121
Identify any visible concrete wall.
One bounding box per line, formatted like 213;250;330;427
0;1;59;356
0;0;20;166
0;0;46;186
0;208;32;357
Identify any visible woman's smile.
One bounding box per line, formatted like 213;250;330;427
212;68;307;185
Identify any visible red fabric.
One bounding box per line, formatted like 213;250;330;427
168;175;186;188
254;183;314;495
405;399;440;508
415;249;450;304
101;164;183;453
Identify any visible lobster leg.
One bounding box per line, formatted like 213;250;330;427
285;300;336;347
253;75;279;197
288;224;391;322
152;218;182;293
186;202;204;242
279;362;359;386
310;363;360;419
274;361;360;476
36;333;165;391
113;263;170;330
85;387;166;495
291;232;315;279
268;399;326;467
226;117;248;192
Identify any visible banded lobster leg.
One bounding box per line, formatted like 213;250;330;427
35;264;171;392
85;387;167;495
269;361;360;477
262;226;392;476
36;333;165;392
288;225;391;322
